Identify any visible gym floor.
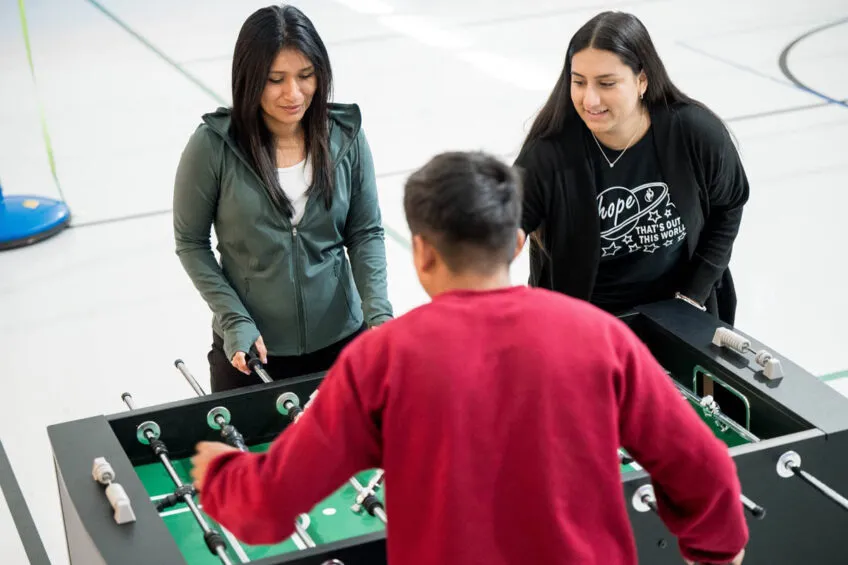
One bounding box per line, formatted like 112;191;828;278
1;1;846;563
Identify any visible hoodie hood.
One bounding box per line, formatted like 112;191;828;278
200;102;363;165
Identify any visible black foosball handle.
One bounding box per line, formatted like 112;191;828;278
246;350;273;383
740;493;766;519
361;494;388;523
287;403;303;422
622;451;765;520
221;424;247;452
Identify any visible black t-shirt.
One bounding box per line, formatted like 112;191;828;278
588;128;689;314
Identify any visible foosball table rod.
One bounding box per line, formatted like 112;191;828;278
621;454;765;520
671;380;760;444
673;382;769;518
174;360;317;550
120;392;235;565
272;389;385;525
348;475;387;524
362;469;384;497
777;451;848;512
246;351;274;384
712;327;784;380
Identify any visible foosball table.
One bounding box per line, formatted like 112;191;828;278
46;299;848;564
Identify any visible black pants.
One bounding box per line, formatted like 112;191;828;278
208;324;367;393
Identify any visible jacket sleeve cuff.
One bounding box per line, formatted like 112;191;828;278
222;323;261;362
368;314;393;328
680;255;724;305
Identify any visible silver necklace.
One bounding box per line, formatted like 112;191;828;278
591;112;644;168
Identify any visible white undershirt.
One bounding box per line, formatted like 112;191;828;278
278;158;312;225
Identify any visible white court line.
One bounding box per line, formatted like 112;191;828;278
153;503;251;562
221;526;251;563
160;506;191;518
153;498;250;561
153;495;308;554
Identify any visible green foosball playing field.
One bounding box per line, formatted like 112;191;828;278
620;379;756;475
134;442;386;564
131;371;752;564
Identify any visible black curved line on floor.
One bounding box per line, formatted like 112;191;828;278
778;17;848;108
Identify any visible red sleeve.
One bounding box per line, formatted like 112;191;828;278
199;333;385;545
613;323;748;564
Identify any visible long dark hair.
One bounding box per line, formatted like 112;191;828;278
523;11;717;147
231;4;334;217
521;11;731;253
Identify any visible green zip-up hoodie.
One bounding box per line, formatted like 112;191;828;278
173;103;393;362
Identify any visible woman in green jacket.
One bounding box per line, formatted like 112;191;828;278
173;5;393;392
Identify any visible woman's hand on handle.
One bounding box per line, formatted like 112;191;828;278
231;336;268;374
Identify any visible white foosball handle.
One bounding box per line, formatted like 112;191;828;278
712;327;750;354
712;328;783;380
755;351;784;380
92;457;115;484
92;457;136;524
105;483;136;524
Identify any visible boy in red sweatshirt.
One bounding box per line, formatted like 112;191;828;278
191;151;748;565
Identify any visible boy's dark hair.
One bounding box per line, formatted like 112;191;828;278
404;151;523;273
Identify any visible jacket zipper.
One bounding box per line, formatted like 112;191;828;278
292;226;306;354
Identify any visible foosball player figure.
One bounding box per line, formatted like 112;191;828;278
190;151;748;565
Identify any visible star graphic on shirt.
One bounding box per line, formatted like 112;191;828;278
677;233;686;243
665;209;673;218
629;243;640;252
623;235;634;244
664;238;675;247
602;242;621;257
648;210;662;223
643;243;660;253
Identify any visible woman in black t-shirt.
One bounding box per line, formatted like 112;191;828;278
514;11;750;324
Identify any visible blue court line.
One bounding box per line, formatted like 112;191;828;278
678;22;848;110
777;16;848;108
677;41;795;90
677;42;848;109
